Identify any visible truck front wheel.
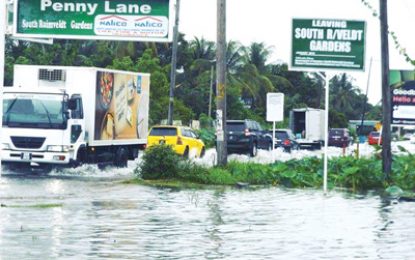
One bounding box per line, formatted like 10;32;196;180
114;147;129;168
72;147;87;168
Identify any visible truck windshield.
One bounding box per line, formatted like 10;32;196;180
2;93;67;129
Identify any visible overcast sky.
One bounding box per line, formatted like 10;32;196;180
179;0;415;105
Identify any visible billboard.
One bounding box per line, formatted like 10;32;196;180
291;19;366;71
391;70;415;125
94;71;150;141
14;0;173;42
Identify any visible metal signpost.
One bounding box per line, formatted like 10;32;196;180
291;18;366;193
13;0;174;42
266;93;284;150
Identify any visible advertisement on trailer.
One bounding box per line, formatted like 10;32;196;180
95;71;150;141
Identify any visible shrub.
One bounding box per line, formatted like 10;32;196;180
197;128;216;148
137;145;182;180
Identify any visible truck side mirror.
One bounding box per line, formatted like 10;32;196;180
68;99;77;110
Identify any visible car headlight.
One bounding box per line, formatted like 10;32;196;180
47;145;69;152
1;143;10;150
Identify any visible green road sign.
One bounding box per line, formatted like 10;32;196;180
14;0;173;42
291;19;366;71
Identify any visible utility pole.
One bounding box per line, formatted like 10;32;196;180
167;0;181;125
356;57;373;159
216;0;227;166
0;0;6;173
380;0;392;180
208;64;214;118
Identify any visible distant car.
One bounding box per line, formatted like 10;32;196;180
267;129;299;152
147;125;205;158
328;128;352;147
368;131;382;145
226;119;271;157
403;132;413;140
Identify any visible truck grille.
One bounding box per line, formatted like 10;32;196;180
11;137;46;149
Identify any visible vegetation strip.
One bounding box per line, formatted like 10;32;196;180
135;145;415;195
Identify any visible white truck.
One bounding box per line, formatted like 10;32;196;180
2;65;150;170
289;108;325;150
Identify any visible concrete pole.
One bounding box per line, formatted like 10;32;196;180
167;0;180;125
0;0;6;174
380;0;392;180
216;0;227;166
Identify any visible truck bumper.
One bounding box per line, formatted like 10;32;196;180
298;141;321;150
1;150;72;165
227;140;251;152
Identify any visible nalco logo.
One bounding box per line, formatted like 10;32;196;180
98;15;128;28
134;17;163;28
94;15;169;37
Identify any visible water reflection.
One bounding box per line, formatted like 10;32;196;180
1;171;415;259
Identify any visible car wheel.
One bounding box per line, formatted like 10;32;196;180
267;142;273;151
183;147;189;158
250;143;258;157
114;147;129;168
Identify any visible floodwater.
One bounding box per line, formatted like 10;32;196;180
1;153;415;259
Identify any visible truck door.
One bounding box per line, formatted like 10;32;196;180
306;110;322;140
68;94;85;144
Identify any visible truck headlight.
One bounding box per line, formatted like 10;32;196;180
1;143;10;150
47;145;69;152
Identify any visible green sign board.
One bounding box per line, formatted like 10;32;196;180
291;19;366;71
14;0;173;42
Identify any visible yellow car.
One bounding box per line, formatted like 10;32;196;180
147;125;205;158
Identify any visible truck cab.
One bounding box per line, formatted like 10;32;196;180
2;88;85;169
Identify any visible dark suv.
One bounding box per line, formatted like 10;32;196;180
328;128;352;147
226;120;271;157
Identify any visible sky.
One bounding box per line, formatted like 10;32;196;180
179;0;415;105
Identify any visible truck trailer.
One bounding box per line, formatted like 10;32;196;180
2;65;150;169
289;108;325;150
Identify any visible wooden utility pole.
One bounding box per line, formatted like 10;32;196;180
168;0;181;125
380;0;392;180
216;0;227;165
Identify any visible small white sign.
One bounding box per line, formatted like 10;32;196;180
266;93;284;122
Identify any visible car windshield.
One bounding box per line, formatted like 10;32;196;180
227;122;245;131
2;93;66;129
275;131;289;139
329;129;344;136
150;127;177;136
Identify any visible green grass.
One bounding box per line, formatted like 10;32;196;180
3;203;63;208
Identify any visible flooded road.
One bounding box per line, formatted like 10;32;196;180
1;163;415;259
